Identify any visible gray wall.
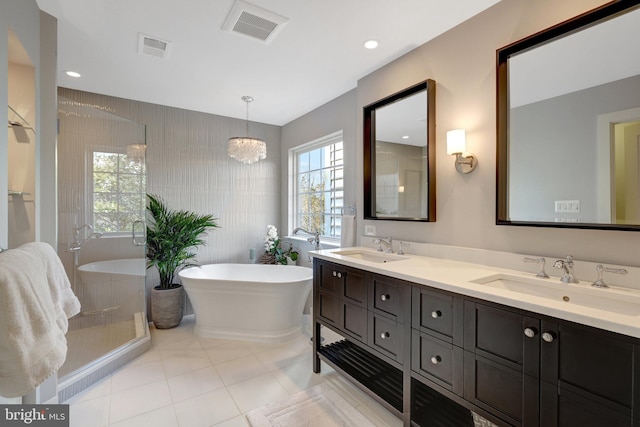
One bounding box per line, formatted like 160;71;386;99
282;0;640;268
58;88;282;268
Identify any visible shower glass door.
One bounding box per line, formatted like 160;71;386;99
56;94;149;398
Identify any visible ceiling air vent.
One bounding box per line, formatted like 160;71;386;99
138;33;172;60
222;0;289;44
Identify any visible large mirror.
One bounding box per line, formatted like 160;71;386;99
497;0;640;231
364;79;436;221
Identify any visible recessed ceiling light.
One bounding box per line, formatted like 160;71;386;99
364;40;379;49
402;135;409;139
65;70;81;78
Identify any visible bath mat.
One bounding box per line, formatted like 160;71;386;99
246;383;376;427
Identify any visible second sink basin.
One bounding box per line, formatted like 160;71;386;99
332;249;409;264
471;274;640;316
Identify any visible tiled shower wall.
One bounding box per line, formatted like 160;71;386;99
57;88;283;314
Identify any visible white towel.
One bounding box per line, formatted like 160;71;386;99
0;247;69;398
340;215;356;248
18;242;81;328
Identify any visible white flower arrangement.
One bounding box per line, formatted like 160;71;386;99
263;224;298;265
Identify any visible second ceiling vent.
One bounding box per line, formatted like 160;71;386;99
222;0;289;44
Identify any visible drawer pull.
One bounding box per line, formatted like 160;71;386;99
431;310;442;319
542;332;555;343
524;327;537;338
430;355;442;365
380;332;390;339
380;294;390;301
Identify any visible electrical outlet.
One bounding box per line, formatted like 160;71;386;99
555;200;580;213
365;225;376;236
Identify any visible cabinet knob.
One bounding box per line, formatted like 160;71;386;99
430;355;442;365
542;332;555;343
380;294;390;301
524;327;537;338
332;271;337;277
431;310;442;319
380;332;390;339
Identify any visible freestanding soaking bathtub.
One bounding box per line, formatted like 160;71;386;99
178;264;313;343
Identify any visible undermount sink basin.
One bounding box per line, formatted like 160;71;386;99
332;249;409;264
471;274;640;316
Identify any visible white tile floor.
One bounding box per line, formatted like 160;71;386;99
65;315;403;427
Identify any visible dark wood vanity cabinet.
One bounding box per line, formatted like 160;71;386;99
313;259;640;427
314;260;368;342
463;301;640;427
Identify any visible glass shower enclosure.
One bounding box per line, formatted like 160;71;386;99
56;95;150;401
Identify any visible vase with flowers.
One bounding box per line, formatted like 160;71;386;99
262;224;299;265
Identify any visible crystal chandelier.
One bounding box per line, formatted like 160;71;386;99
227;96;267;164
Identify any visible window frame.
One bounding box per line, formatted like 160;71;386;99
85;145;146;236
288;131;344;242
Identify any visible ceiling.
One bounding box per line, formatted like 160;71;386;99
35;0;500;126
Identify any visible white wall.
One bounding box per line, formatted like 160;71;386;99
282;0;640;268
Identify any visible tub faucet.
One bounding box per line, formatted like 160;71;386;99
553;255;579;283
293;227;321;250
69;224;103;251
374;237;393;253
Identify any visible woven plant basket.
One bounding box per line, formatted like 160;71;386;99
258;253;277;264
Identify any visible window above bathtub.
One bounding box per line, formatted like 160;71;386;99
86;146;146;235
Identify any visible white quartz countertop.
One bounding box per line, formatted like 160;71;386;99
311;247;640;340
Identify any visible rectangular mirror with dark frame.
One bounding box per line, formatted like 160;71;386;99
497;0;640;231
364;79;436;221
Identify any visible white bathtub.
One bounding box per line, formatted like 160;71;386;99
77;258;146;325
78;258;146;277
179;264;313;343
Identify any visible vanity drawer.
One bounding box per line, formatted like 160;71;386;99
369;313;404;362
412;286;463;343
369;274;410;323
412;330;463;394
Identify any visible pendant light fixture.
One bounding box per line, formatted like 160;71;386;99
227;96;267;164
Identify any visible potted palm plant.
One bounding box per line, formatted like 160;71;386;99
146;194;218;329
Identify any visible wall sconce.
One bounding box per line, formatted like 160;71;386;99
446;129;477;174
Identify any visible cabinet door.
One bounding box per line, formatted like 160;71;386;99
316;292;340;326
316;259;340;293
541;321;636;411
464;301;540;378
343;267;367;306
463;301;540;426
342;301;367;342
540;381;633;427
464;351;539;427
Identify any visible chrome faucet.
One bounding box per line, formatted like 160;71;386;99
69;224;103;251
553;255;578;283
293;227;321;250
374;237;393;253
